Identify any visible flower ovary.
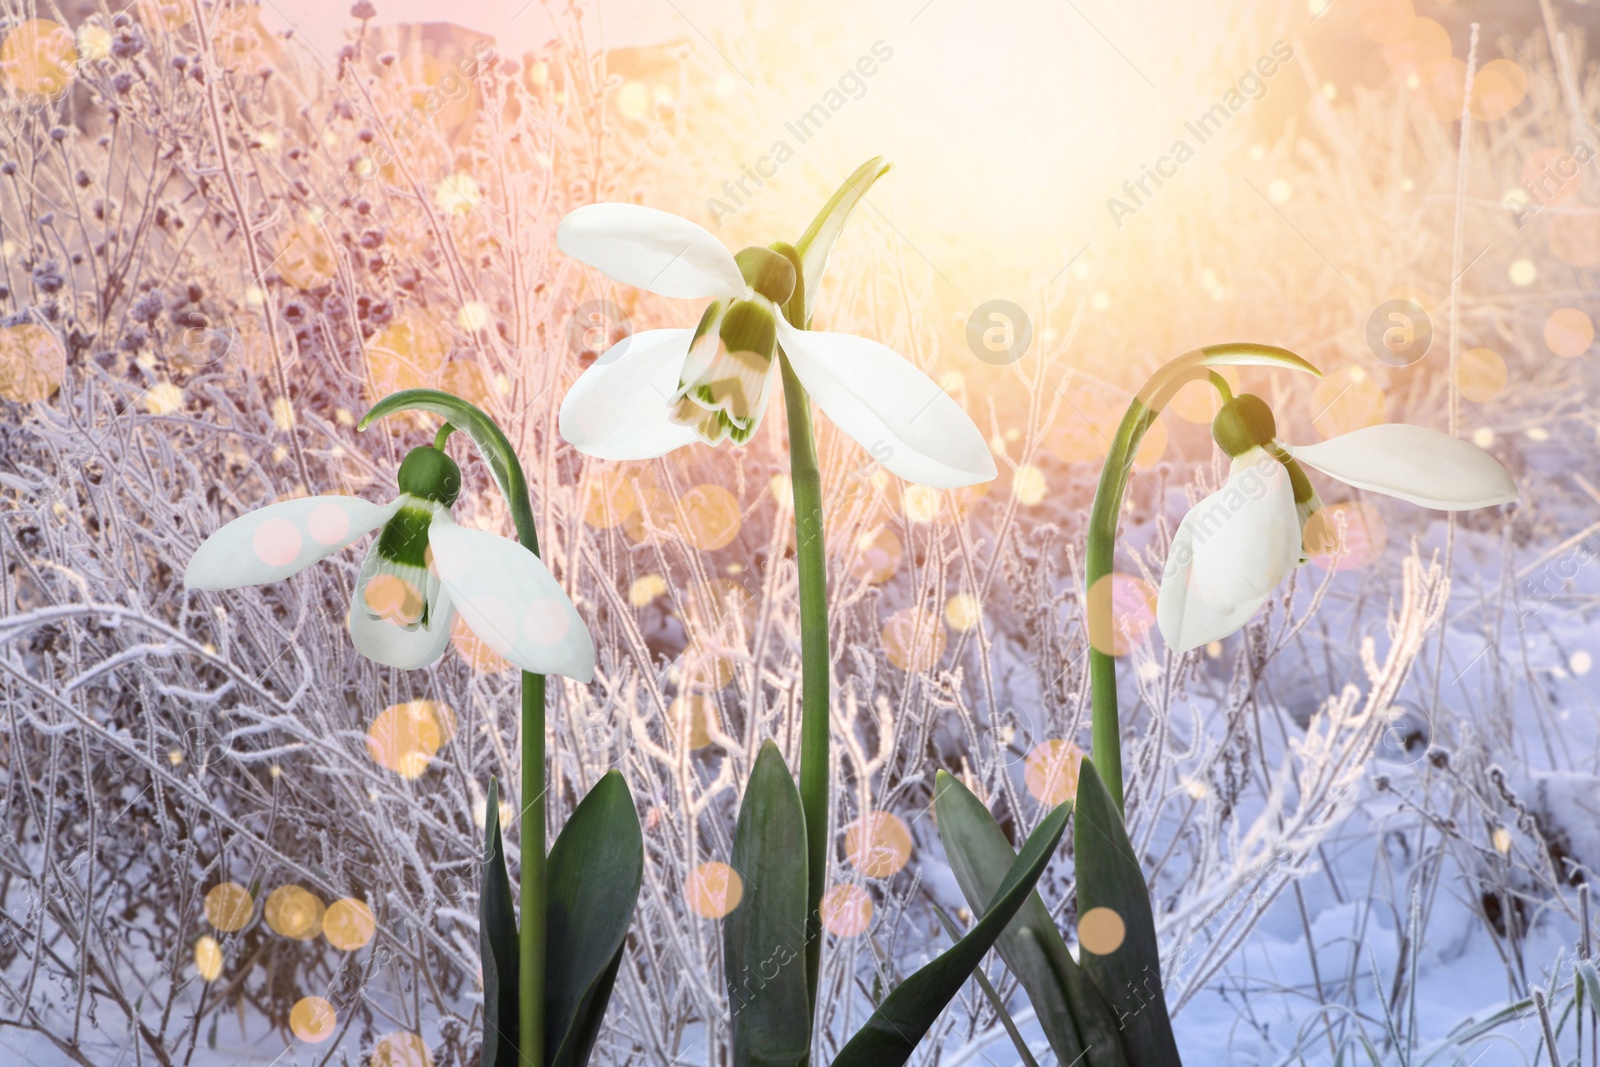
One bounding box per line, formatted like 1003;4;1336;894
396;446;462;506
1212;394;1277;457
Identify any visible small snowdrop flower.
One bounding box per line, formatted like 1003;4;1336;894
555;203;995;488
184;445;594;679
1157;392;1516;652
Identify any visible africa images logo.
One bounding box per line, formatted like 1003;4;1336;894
1107;41;1294;228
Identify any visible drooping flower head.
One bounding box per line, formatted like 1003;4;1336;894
184;443;594;680
1157;391;1516;652
555;203;995;489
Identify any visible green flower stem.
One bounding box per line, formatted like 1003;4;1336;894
778;351;830;1029
359;390;547;1067
519;671;546;1067
1085;344;1320;812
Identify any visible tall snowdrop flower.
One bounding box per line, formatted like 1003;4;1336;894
555;203;995;488
1157;392;1516;653
184;444;595;680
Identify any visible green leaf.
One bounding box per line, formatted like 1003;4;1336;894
931;906;1041;1067
832;798;1074;1067
786;157;891;328
1576;960;1600;1009
1073;758;1181;1065
554;942;626;1067
479;776;520;1067
933;771;1127;1067
546;771;644;1067
725;740;811;1067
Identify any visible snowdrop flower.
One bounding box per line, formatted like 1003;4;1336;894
184;444;594;679
555;203;995;488
1157;393;1515;652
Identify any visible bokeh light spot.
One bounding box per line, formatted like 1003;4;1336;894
820;884;873;937
363;573;425;626
275;223;336;290
367;700;457;779
1522;148;1583;207
307;502;352;546
1312;367;1386;438
272;396;297;431
1357;0;1415;44
1169;367;1239;424
902;484;942;523
680;484;741;550
144;381;184;415
439;358;493;409
366;309;448;401
685;578;754;634
434;173;483;214
581;467;640;529
1545;308;1594;358
1085;573;1157;656
370;1032;433;1067
1304;502;1388;571
137;0;191;30
1455;347;1507;403
1383;17;1450;79
253;517;302;569
669;694;716;749
845;812;914;878
451;614;510;673
193;936;223;981
944;594;981;632
1012;465;1048;506
1417;56;1468;121
291;996;337;1043
1130;416;1168;466
264;885;326;940
1470;59;1527;122
1044;411;1106;463
1078;906;1127;955
680;639;735;691
685;861;743;919
616;79;651;120
0;323;66;402
205;882;254;932
77;25;111;62
323;898;376;952
881;608;947;672
1025;740;1083;806
0;20;77;100
629;573;668;607
849;526;903;585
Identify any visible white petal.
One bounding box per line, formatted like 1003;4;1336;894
775;316;996;488
185;495;399;590
559;329;702;460
1286;424;1516;510
557;203;745;299
348;586;457;669
1157;451;1300;653
427;522;596;682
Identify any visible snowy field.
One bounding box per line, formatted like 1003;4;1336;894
2;0;1598;1064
